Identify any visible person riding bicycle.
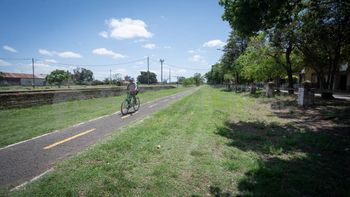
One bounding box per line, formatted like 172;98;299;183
127;78;138;105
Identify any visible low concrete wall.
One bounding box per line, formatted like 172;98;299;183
0;86;175;110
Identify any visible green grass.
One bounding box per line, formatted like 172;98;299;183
0;87;188;148
4;86;349;196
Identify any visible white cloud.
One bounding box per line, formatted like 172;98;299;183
38;49;55;56
0;59;11;66
187;50;196;54
142;43;156;49
99;31;108;38
39;49;81;58
44;59;58;63
203;39;226;48
57;51;82;58
106;18;153;40
189;54;205;62
92;48;125;59
3;45;18;53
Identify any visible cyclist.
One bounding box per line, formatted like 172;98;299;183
126;78;138;105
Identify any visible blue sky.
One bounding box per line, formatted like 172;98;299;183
0;0;230;81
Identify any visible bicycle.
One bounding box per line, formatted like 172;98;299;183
120;92;140;115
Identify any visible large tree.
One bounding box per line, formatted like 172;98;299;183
46;69;69;88
73;68;94;85
296;0;350;98
205;63;225;85
193;73;204;86
137;71;157;84
220;0;303;94
237;34;285;82
219;0;350;98
221;31;248;84
0;72;4;82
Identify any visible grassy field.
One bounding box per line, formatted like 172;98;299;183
4;86;349;196
0;87;188;148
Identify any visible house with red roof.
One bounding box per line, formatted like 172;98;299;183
0;72;46;86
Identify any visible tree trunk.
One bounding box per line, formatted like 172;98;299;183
318;72;335;99
287;70;294;94
321;92;334;99
286;42;294;95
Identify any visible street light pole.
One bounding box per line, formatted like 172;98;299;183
32;58;35;88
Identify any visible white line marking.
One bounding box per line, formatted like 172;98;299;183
121;114;131;119
10;168;54;191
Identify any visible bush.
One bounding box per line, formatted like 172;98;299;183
92;80;104;85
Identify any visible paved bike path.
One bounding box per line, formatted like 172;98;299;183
0;87;199;189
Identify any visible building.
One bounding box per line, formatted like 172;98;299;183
0;72;46;86
300;63;350;91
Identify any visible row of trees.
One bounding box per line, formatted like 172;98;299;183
206;0;350;98
46;68;203;87
182;73;204;87
46;68;94;87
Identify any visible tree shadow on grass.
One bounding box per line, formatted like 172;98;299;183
270;98;350;131
215;120;350;196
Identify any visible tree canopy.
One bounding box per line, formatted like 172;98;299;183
219;0;350;96
237;34;285;82
137;71;158;84
73;68;94;85
46;70;69;87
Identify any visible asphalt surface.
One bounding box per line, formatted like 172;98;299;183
0;87;199;189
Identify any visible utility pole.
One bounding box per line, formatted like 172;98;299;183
160;59;164;84
109;69;112;86
32;58;35;88
147;56;150;85
67;70;70;88
169;68;171;84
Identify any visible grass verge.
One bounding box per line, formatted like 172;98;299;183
0;87;188;148
4;86;350;196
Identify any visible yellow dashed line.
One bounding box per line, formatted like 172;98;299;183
43;128;96;150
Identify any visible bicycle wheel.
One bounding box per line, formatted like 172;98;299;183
120;100;129;115
133;97;140;111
